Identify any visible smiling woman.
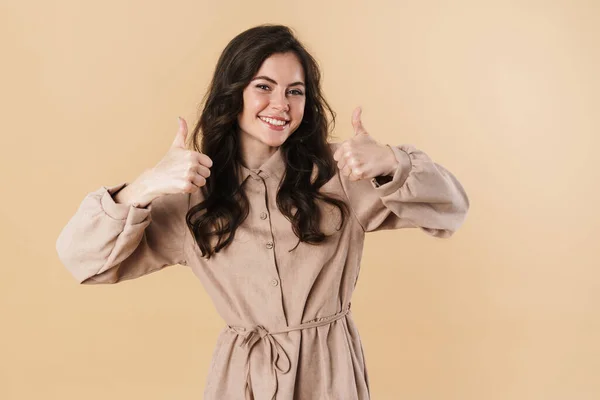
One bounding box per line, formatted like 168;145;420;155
238;52;306;159
56;24;470;400
186;25;350;260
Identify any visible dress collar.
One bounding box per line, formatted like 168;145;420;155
237;146;285;185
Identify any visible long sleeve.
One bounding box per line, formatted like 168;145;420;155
56;183;190;284
337;143;470;237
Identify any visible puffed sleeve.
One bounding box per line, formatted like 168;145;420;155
336;143;470;237
56;183;190;284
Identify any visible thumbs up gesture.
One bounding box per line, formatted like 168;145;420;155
332;107;398;182
145;117;213;196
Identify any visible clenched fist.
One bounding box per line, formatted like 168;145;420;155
333;107;398;182
145;117;213;196
114;117;214;208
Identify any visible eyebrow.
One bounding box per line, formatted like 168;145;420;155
252;76;305;87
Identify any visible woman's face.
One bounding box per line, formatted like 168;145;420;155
238;52;306;149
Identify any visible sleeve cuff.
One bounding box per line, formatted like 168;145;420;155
370;145;412;196
100;183;152;223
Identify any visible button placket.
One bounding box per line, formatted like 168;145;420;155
257;176;287;325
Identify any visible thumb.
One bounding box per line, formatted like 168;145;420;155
352;107;367;136
171;117;188;149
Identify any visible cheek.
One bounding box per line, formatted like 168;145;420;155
245;95;269;117
241;92;261;120
292;99;306;121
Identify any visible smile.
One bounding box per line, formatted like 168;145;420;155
259;116;289;130
259;116;288;126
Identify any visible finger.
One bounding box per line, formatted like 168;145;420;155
341;164;352;177
191;174;207;189
171;117;189;149
350;166;363;180
195;151;214;168
349;171;360;181
335;142;352;163
351;107;367;135
338;150;363;172
195;163;211;179
182;181;199;194
346;156;361;169
336;147;351;170
333;144;343;161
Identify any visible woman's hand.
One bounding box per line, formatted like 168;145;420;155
113;118;213;208
144;117;213;197
333;107;398;182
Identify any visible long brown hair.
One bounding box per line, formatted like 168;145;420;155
186;24;348;258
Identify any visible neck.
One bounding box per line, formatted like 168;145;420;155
238;133;279;170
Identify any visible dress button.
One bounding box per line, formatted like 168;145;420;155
271;279;279;287
266;241;274;249
260;212;268;220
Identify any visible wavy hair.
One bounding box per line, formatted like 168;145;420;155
186;24;349;258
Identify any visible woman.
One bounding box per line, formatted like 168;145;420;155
57;24;469;400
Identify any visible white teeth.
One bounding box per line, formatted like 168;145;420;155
260;117;287;126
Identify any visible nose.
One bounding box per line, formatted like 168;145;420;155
271;90;290;112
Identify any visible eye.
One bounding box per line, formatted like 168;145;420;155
256;84;270;91
288;89;304;96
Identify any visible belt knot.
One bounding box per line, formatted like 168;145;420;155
227;303;351;400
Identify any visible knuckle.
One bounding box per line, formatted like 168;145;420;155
184;170;194;181
181;182;193;193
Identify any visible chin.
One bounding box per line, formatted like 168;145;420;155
259;128;294;147
260;135;289;147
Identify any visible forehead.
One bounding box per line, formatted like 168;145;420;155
254;52;305;83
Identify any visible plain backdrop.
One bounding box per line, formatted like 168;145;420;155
1;0;598;399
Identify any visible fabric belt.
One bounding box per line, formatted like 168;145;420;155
226;302;352;400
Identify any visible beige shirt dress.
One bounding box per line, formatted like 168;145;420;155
56;142;470;400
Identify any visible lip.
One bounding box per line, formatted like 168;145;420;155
259;117;289;131
258;115;290;122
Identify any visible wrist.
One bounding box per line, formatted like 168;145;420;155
115;169;159;208
135;169;161;205
384;145;399;176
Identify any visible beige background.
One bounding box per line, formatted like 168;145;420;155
1;0;598;399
